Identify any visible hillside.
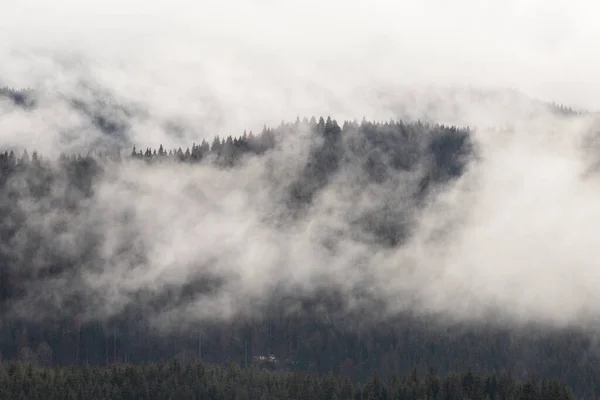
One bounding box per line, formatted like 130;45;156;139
0;110;600;396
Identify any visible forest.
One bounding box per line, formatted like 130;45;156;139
0;87;599;398
0;361;576;399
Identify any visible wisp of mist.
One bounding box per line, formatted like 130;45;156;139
2;0;600;332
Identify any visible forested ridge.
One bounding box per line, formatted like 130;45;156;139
0;361;576;399
1;86;600;398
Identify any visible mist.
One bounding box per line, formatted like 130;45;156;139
1;0;600;333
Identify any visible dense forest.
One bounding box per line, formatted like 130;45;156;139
1;87;600;398
0;360;576;399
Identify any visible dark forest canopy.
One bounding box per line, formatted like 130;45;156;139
0;360;576;400
0;116;473;201
0;116;472;249
0;87;36;108
0;109;599;397
0;116;471;298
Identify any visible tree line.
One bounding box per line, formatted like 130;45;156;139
0;360;576;400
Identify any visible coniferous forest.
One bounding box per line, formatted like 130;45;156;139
0;87;598;399
0;361;576;400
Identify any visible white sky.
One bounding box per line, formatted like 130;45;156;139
1;0;599;110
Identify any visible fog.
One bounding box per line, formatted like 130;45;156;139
1;0;600;331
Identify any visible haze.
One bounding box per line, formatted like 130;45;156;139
2;0;600;332
2;0;600;114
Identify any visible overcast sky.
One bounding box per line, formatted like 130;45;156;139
1;0;599;112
